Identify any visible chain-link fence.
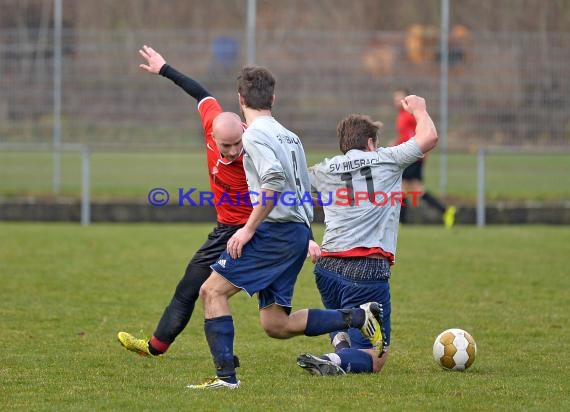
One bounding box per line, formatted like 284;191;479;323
1;27;569;150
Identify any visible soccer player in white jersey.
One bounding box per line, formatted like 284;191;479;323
187;67;385;390
296;95;438;376
117;46;318;358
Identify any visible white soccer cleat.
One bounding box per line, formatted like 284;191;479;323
297;353;346;376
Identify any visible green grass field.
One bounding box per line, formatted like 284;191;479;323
1;223;569;411
1;151;569;203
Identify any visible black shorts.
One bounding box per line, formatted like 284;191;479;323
189;222;244;267
402;160;424;181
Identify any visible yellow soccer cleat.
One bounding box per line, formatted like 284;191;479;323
117;331;151;357
359;302;387;356
443;206;457;229
186;377;240;390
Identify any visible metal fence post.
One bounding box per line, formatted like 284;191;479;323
81;145;91;226
439;0;449;197
476;148;486;227
53;0;62;194
246;0;257;65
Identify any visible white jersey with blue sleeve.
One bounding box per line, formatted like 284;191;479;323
242;116;313;227
309;138;423;258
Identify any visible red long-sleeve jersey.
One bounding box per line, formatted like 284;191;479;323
198;97;251;225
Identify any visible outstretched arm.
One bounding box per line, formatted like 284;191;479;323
138;44;212;103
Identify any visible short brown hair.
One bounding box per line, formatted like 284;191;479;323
237;66;275;110
337;114;383;154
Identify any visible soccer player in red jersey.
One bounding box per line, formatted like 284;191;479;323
117;45;253;356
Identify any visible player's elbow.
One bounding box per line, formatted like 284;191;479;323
427;128;438;150
261;172;286;193
418;129;438;153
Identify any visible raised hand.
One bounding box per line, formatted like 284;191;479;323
138;44;167;74
401;95;427;116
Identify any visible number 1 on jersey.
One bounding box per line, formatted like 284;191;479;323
341;166;375;206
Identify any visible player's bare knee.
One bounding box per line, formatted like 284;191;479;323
198;283;219;304
198;284;208;303
371;351;389;373
264;327;285;339
258;320;281;338
259;305;293;338
371;359;383;373
260;319;290;339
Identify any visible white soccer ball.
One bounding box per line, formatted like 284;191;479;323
432;328;477;371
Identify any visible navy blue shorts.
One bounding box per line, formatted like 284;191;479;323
211;221;309;311
314;258;391;348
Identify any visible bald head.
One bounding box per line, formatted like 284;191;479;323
212;112;244;162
